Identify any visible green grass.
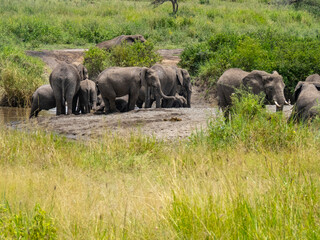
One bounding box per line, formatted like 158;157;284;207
1;94;320;238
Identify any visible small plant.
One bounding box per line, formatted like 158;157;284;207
191;91;310;151
0;201;57;239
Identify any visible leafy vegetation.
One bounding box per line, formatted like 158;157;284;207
84;41;161;79
0;200;57;239
179;32;320;96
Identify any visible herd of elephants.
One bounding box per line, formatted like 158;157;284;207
29;34;320;122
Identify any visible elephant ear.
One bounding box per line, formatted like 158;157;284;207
76;64;88;80
176;68;184;86
181;69;192;92
242;71;264;94
293;81;304;102
124;36;135;44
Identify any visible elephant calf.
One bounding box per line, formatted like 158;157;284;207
289;81;320;122
29;84;56;118
77;79;98;114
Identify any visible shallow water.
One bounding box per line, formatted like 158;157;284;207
0;107;55;125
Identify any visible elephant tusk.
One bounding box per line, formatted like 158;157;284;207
284;100;290;105
274;100;281;108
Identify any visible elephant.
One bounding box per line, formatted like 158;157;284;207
96;35;146;50
289;81;320;122
216;68;288;114
29;84;56;118
136;64;192;108
96;67;175;113
305;73;320;83
95;95;128;114
77;79;98;114
49;63;87;115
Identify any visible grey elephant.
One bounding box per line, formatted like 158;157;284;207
136;64;192;108
305;73;320;83
95;96;128;113
97;67;175;113
49;63;87;115
96;35;146;50
216;68;288;113
29;84;56;118
77;79;98;114
289;81;320;122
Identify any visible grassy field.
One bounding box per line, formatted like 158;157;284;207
1;94;320;239
0;0;320;238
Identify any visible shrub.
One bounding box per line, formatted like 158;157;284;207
83;47;110;80
0;47;46;107
83;41;161;79
191;91;312;151
0;201;57;239
179;32;320;96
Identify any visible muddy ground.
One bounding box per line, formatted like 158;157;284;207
22;49;217;140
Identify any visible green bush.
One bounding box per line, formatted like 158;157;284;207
191;91;312;151
179;32;320;96
0;47;46;107
0;201;57;239
83;41;161;79
83;47;110;80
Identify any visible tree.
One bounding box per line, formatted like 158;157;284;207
151;0;179;14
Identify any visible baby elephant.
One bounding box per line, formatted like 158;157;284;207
162;95;188;108
29;84;56;118
95;96;128;114
78;79;98;114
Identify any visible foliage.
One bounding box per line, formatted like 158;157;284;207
179;32;320;96
84;41;161;79
109;41;161;68
83;47;110;80
0;47;46;107
0;201;57;239
191;91;314;150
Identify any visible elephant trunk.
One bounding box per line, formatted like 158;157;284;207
274;90;287;112
156;86;175;101
186;89;191;108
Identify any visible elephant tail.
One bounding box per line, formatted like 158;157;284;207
61;77;66;104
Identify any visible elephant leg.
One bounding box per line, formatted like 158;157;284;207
155;97;161;108
53;92;63;115
109;98;119;113
128;88;139;111
72;93;79;114
136;99;143;108
102;97;111;114
66;93;74;115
